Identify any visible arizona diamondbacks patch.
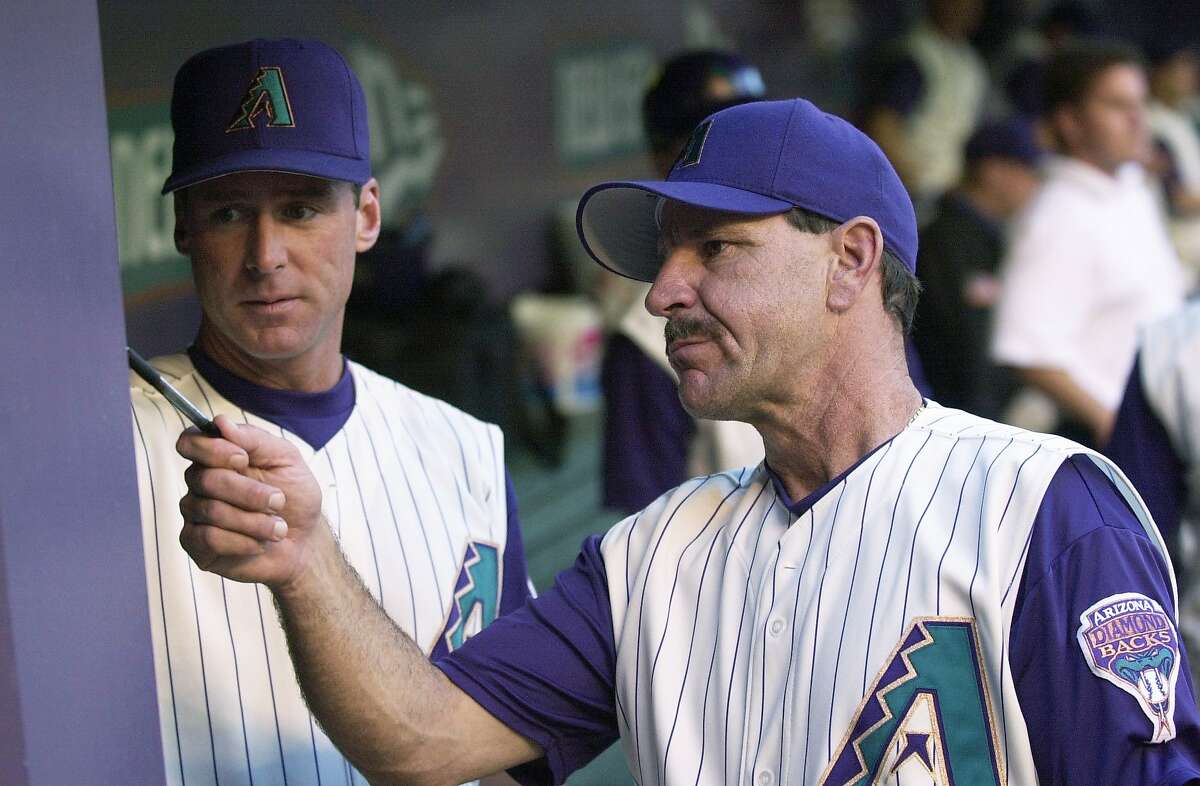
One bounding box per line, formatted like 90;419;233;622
1076;592;1180;743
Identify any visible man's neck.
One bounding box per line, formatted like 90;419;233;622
196;329;343;393
753;333;922;503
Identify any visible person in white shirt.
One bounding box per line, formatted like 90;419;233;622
993;38;1188;447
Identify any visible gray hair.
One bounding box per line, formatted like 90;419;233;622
784;208;921;334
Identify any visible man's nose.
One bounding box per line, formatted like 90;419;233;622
246;216;287;273
645;249;697;317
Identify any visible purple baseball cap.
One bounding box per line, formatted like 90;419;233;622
576;98;918;281
162;38;370;194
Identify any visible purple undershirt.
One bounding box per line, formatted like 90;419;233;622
189;346;355;452
188;346;532;622
437;447;1200;785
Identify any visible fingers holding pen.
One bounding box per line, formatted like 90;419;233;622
179;487;289;543
176;415;250;472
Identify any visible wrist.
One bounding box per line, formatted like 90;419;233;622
272;518;341;606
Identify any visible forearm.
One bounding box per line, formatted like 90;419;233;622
1018;366;1114;444
273;525;488;784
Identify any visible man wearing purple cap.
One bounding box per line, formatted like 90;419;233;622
129;39;532;785
172;98;1200;785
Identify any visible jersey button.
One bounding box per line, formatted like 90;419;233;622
769;618;786;637
756;771;773;785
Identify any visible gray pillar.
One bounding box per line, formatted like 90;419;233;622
0;0;164;782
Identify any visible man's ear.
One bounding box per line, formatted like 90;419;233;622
355;178;382;253
173;191;191;255
827;216;883;314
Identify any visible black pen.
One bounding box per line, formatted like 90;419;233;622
127;346;221;437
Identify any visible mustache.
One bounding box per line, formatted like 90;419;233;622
664;315;723;346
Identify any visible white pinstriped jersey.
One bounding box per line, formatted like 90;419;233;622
599;403;1169;786
130;354;509;786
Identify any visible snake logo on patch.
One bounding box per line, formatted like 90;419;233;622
1076;592;1180;742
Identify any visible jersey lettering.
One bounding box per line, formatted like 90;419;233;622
1077;592;1181;743
821;618;1004;786
443;541;501;652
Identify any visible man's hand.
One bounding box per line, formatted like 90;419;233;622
177;414;327;591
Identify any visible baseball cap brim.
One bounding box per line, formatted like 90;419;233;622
576;180;792;282
162;147;371;194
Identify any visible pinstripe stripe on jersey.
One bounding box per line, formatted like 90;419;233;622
934;436;993;614
214;398;283;783
661;474;764;774
132;400;189;785
184;512;222;783
387;406;460;578
629;477;715;774
644;475;745;784
267;422;343;786
777;503;817;786
218;579;254;781
802;480;850;780
158;392;224;783
340;421;388;603
828;438;908;756
898;438;962;625
942;436;1011;614
612;511;645;746
703;493;779;783
323;451;342;538
429;390;477;496
749;540;783;782
421;396;481;541
624;510;643;603
357;401;440;620
226;401;293;782
861;433;937;690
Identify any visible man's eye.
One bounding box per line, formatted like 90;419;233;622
211;207;243;224
282;205;317;220
701;239;729;258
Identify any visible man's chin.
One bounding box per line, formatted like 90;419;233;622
678;379;739;422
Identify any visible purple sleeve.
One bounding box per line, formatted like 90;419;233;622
601;333;694;513
1105;353;1187;542
435;534;618;786
1010;456;1200;785
500;472;535;613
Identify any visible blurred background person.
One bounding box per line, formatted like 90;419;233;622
913;117;1043;420
1146;40;1200;277
598;50;767;514
997;0;1102;121
860;0;989;220
991;37;1188;447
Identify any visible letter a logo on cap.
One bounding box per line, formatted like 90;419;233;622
674;120;712;170
226;66;296;132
